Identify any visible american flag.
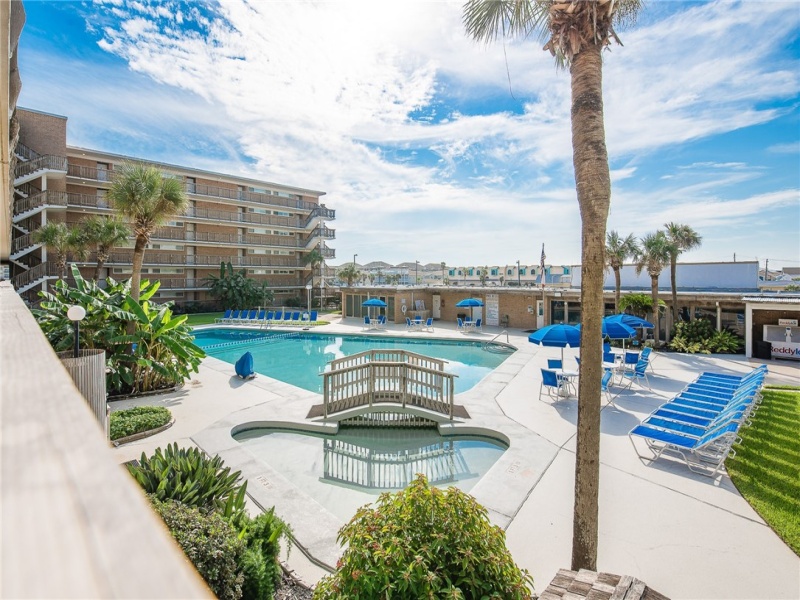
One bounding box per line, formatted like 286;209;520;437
540;244;546;285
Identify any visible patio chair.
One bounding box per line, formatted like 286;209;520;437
215;309;232;324
640;346;655;373
457;317;464;331
291;311;301;322
622;351;639;373
575;356;581;369
244;309;258;324
622;358;651;389
540;368;570;402
266;311;275;321
424;317;434;332
407;317;416;331
363;315;372;329
601;369;615;405
474;318;482;332
228;309;241;324
309;310;318;322
629;417;742;477
547;359;563;370
273;310;283;322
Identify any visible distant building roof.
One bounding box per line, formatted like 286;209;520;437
742;295;800;304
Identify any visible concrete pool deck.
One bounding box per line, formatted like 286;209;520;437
110;318;800;599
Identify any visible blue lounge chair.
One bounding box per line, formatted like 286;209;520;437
629;418;742;477
273;310;283;322
291;311;301;322
243;309;258;324
540;368;570;402
228;309;241;324
215;309;232;324
266;311;275;321
309;310;318;322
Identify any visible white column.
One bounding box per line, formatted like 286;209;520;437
745;303;753;358
716;302;722;331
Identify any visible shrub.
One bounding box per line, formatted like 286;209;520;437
313;474;534;599
240;509;292;600
152;498;245;600
128;443;247;521
670;319;743;354
110;405;171;441
33;265;205;396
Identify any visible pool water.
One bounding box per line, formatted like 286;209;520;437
194;329;512;394
233;426;507;522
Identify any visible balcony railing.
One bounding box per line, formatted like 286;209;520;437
67;164;321;211
13;190;70;216
14;141;39;161
150;228;309;249
98;252;307;268
11;232;39;255
14;154;68;180
184;206;302;228
10;261;60;291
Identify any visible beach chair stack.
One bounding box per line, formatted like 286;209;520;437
628;365;767;477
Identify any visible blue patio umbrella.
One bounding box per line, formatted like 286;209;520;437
455;297;484;321
578;319;636;341
528;324;581;363
362;297;387;319
605;314;654;329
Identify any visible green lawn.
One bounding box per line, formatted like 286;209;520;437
184;312;224;326
727;386;800;556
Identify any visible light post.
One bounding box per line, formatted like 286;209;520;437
67;305;86;358
517;260;521;287
306;283;312;312
353;253;357;266
415;260;419;285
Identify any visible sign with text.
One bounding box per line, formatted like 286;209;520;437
486;294;499;327
778;319;798;326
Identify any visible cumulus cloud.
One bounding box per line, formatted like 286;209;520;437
20;0;800;267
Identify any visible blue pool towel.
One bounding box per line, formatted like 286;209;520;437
235;351;255;379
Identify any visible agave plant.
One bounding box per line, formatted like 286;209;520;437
128;443;247;522
33;265;204;396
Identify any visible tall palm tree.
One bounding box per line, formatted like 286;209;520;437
635;231;671;346
107;162;187;301
463;0;642;570
79;215;131;281
33;221;85;278
440;261;447;284
664;222;702;323
606;231;640;312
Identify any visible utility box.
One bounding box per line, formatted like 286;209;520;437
753;340;772;360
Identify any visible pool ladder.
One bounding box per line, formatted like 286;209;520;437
482;331;517;354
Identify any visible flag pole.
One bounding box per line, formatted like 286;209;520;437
540;243;547;327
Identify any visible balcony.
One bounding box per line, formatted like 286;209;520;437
14;154;68;184
150;228;309;250
184;206;303;229
67;164;321;212
96;252;307;269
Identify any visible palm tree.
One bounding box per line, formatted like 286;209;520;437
33;221;85;278
79;215;131;281
440;261;447;284
338;263;360;286
463;0;642;570
635;231;671;346
107;162;188;301
664;222;702;323
606;231;640;312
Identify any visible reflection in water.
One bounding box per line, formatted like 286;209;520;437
322;436;472;490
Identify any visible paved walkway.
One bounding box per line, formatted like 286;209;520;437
111;317;800;599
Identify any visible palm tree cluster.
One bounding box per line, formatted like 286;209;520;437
606;223;702;346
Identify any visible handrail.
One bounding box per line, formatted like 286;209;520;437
11;232;39;255
14;154;68;179
13;190;69;216
322;349;456;420
14;141;39;161
97;252;307;268
10;261;60;291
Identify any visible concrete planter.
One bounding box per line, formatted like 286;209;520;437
58;349;107;435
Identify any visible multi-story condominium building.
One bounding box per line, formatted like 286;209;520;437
9;108;335;305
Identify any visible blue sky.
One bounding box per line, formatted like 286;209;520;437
17;0;800;270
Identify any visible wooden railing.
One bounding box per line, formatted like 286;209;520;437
322;437;470;489
13;190;69;216
322;349;455;419
14;154;68;179
98;252;306;268
11;261;59;291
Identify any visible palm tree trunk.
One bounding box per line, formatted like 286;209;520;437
651;276;660;346
614;267;621;313
93;250;109;282
130;235;147;301
670;257;678;323
570;43;609;572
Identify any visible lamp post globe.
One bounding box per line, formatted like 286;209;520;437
67;305;86;358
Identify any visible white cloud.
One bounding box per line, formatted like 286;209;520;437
18;0;800;267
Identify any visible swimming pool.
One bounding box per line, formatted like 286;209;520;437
233;425;507;522
193;328;513;394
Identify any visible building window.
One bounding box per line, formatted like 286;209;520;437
520;268;526;275
96;162;110;181
186;177;196;193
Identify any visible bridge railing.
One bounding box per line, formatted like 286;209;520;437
322;349;455;419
